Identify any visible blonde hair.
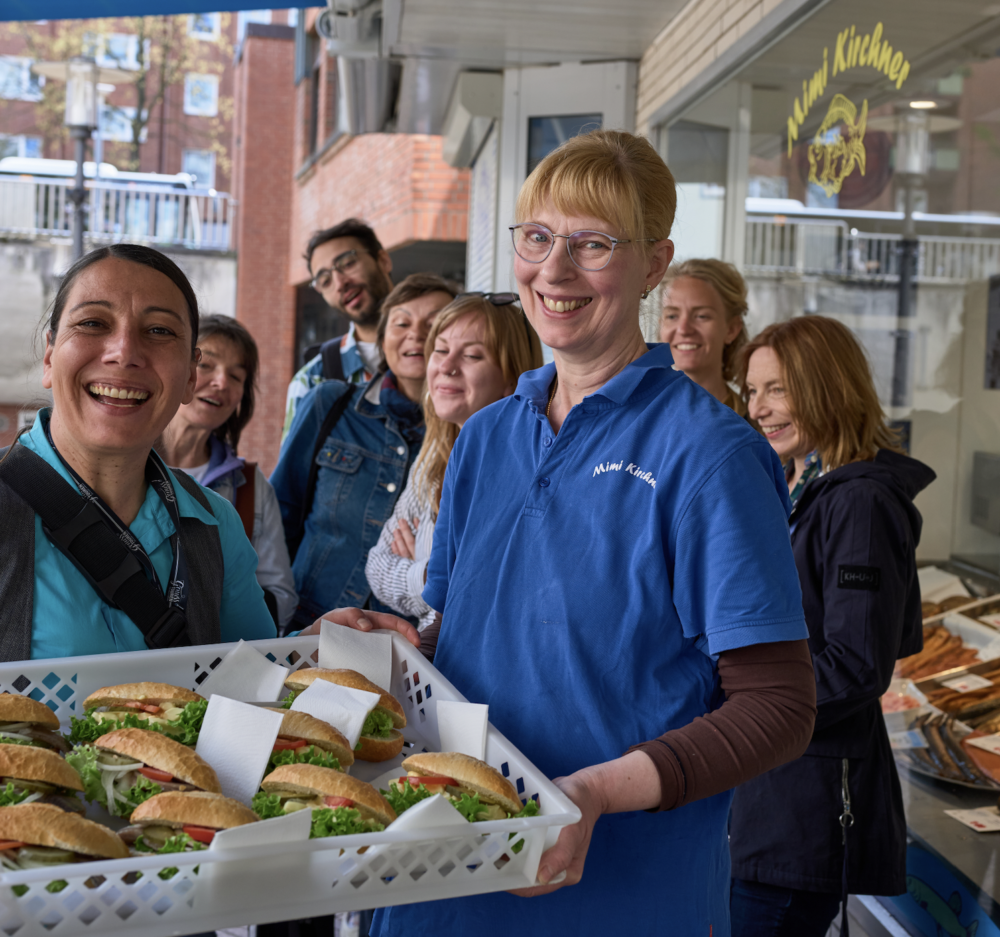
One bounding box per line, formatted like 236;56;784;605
662;259;750;382
415;296;544;516
736;316;901;471
515;130;677;247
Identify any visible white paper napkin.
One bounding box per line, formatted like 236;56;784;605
291;678;380;748
196;697;285;805
210;806;312;850
386;793;469;832
318;621;393;691
436;700;488;760
197;639;290;702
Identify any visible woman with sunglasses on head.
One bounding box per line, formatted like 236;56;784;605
158;315;297;631
660;258;749;415
306;130;816;937
0;245;277;658
729;316;933;937
271;273;457;631
365;294;543;640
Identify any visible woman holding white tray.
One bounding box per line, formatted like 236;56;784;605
312;130;818;936
0;244;278;658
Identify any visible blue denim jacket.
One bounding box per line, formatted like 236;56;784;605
270;373;424;624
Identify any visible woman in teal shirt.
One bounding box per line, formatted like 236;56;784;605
0;244;276;659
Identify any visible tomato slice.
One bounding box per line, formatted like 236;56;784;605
272;737;308;751
0;842;25;852
122;701;162;714
323;796;354;808
181;826;215;845
399;776;457;788
138;766;174;784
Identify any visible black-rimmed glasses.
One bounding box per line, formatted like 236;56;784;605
310;249;367;291
509;223;656;271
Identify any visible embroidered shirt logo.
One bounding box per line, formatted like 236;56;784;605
592;460;656;489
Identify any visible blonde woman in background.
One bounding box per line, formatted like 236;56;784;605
660;258;749;415
365;293;543;647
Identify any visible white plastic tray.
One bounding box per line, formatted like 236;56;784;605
0;634;581;937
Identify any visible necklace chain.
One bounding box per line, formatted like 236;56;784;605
546;376;558;418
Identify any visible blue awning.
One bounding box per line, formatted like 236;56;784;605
0;0;272;19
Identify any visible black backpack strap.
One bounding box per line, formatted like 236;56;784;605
320;336;346;381
0;444;189;649
287;386;354;561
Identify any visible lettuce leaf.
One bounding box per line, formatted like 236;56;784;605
64;746;105;805
513;799;539;818
267;746;340;773
310;807;382;839
124;776;162;809
0;783;33;808
354;710;394;749
279;692;294;710
45;880;68;893
168;699;208;747
135;833;204;854
380;780;432;816
450;792;486;823
251;792;286;820
0;737;44;749
67;699;208;748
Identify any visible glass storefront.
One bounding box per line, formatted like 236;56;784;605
665;0;1000;585
659;4;1000;932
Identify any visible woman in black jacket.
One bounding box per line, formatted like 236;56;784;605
729;315;935;937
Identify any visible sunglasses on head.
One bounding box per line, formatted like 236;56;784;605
455;292;534;348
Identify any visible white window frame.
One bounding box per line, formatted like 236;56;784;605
237;9;271;41
0;56;43;102
0;134;42;158
182;148;216;188
184;73;220;117
99;104;148;143
84;32;150;72
188;13;221;41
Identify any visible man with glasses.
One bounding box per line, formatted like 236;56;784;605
281;218;394;442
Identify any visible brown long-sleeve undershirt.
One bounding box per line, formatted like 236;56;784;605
628;639;816;811
420;617;816;813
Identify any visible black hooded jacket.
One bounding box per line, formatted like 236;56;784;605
730;449;935;896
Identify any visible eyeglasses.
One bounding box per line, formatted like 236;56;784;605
509;223;656;272
310;249;367;291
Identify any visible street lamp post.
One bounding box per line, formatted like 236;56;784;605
64;57;100;261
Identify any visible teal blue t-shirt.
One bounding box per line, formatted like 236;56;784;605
20;410;276;660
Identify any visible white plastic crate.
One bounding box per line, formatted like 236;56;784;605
0;633;581;937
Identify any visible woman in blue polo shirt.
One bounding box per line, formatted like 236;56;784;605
343;132;817;936
0;244;276;659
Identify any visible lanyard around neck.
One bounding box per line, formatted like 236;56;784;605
42;420;191;612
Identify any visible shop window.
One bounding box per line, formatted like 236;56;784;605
0;57;43;101
668;120;728;261
188;13;221;40
182;148;216;188
184;74;219;117
527;114;601;176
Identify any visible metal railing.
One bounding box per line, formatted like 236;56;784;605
745;217;1000;283
0;177;235;252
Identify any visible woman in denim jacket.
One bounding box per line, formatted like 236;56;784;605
271;274;457;631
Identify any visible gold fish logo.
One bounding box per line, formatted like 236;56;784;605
807;93;868;197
